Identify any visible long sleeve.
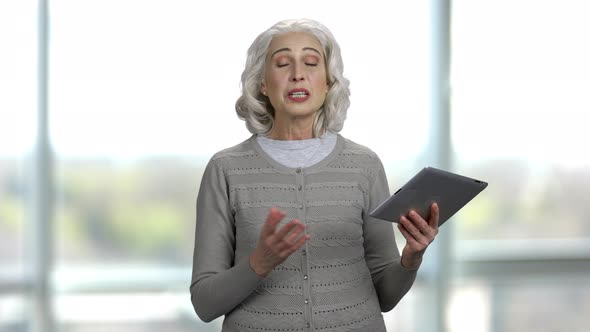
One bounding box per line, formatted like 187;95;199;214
363;159;418;312
190;158;264;322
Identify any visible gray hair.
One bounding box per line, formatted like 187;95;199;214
235;18;350;137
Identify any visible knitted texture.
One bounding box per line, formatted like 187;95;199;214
191;134;417;332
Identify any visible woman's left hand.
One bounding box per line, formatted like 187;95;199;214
397;202;440;269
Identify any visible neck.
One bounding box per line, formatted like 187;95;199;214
268;114;320;140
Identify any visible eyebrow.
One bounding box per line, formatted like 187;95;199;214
270;47;322;58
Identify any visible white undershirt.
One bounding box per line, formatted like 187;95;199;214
256;131;337;168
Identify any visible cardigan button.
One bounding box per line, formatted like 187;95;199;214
296;168;302;173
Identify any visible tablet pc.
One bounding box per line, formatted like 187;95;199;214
369;167;487;226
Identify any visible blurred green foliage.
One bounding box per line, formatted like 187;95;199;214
55;158;203;265
0;197;23;229
1;157;589;265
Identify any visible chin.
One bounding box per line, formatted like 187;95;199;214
284;103;322;117
284;110;318;120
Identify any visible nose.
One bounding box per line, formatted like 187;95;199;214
290;63;305;82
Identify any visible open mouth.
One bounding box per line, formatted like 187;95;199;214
287;88;310;101
289;91;309;98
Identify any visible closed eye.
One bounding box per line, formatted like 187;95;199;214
305;63;318;67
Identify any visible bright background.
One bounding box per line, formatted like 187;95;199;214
1;0;589;331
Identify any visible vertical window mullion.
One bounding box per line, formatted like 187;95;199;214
418;0;453;331
29;0;55;331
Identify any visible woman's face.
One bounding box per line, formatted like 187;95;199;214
262;32;329;122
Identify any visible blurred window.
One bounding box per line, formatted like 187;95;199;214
0;5;37;325
449;1;590;332
449;278;590;332
55;292;221;332
451;0;590;241
0;295;28;332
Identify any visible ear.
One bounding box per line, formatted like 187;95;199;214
261;81;267;96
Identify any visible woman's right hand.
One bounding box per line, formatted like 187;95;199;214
249;207;310;277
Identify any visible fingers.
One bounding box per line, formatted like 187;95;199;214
282;222;306;244
279;229;309;257
399;208;438;245
399;215;429;246
397;223;420;247
261;207;286;237
429;202;440;229
274;219;303;240
262;207;309;255
252;208;310;276
271;220;306;250
398;204;440;265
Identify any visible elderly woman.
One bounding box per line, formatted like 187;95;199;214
191;18;439;332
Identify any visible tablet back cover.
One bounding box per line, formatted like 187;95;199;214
369;167;487;226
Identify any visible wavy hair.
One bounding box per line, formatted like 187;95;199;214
235;19;350;137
